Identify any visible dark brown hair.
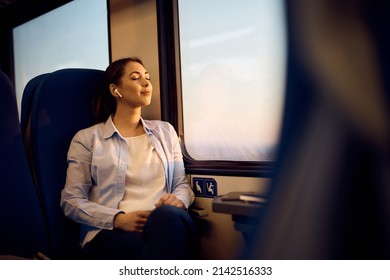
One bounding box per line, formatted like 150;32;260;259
92;57;144;123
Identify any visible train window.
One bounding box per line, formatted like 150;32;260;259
12;0;109;117
176;0;287;162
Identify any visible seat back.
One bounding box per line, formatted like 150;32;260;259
247;0;390;259
21;73;49;137
21;73;50;175
29;68;104;259
0;71;50;258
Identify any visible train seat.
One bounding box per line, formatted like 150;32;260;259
21;73;50;175
21;73;50;138
27;68;104;259
0;71;50;259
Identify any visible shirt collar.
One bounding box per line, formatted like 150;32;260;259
103;115;155;139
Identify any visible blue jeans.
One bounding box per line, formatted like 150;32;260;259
81;205;200;259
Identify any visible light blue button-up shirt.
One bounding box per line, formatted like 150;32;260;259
60;116;194;244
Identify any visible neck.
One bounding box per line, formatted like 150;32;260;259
112;107;144;137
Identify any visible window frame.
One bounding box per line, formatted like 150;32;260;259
0;0;73;81
0;0;112;83
156;0;279;177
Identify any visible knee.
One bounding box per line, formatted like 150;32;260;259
149;205;193;228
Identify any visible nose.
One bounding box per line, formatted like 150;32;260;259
141;76;150;87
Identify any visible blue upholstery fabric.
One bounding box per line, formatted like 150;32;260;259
29;68;104;259
0;71;50;258
21;73;49;137
21;73;50;176
247;0;390;259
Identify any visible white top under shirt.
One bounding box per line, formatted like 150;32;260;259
118;133;166;213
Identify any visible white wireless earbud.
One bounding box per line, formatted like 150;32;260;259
114;89;122;98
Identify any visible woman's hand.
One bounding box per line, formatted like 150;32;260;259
155;193;186;209
113;211;151;232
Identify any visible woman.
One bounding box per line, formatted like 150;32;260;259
60;57;198;259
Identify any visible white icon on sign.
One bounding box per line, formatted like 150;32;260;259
195;181;202;194
207;182;214;195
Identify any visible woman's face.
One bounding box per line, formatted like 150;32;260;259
113;61;152;108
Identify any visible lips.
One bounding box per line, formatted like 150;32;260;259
141;90;151;95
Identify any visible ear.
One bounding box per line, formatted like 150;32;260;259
109;84;117;97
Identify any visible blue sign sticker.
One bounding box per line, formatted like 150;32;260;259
193;177;205;197
205;178;217;197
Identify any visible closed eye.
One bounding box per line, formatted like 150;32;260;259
129;71;150;81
